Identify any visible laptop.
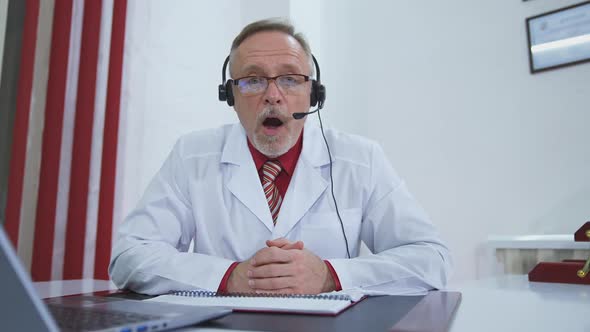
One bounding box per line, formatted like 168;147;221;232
0;227;231;332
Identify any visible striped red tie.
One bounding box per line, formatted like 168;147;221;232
262;160;283;225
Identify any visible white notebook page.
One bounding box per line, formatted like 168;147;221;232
147;293;355;315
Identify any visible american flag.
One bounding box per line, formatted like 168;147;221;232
4;0;127;281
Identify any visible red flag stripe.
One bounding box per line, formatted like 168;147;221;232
5;0;41;248
31;0;75;282
63;0;103;280
94;0;128;280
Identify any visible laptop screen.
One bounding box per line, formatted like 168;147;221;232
0;227;59;332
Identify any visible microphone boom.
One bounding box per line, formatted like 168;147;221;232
292;107;320;120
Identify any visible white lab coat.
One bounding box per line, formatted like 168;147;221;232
109;122;452;295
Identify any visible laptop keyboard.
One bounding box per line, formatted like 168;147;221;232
48;304;162;331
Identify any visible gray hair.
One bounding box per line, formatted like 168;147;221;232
228;18;314;78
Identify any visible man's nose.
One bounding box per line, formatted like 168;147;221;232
263;79;283;105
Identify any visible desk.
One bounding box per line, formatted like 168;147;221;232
449;275;590;332
36;275;589;332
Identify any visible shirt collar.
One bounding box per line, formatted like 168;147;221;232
247;129;303;176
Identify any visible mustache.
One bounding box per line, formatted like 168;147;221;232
257;107;290;123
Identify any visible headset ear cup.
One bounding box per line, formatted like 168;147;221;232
310;80;319;107
218;84;227;102
310;80;326;108
317;83;326;107
225;80;234;106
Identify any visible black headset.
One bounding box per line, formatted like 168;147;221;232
218;54;326;109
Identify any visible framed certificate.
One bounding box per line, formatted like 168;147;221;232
526;1;590;73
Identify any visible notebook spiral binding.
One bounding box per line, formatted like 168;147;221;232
171;290;352;301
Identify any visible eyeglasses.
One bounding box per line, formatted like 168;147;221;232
232;74;310;95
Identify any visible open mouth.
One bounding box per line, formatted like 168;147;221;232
263;117;284;128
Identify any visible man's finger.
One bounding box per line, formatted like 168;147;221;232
249;276;295;290
279;241;304;250
266;238;290;247
266;239;304;249
250;247;293;266
266;238;304;250
248;263;293;279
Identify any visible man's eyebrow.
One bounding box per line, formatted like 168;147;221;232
277;63;305;74
238;63;306;76
239;64;265;75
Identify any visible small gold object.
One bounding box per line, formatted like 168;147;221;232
578;255;590;279
579;230;590;278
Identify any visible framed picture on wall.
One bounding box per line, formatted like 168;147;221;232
526;1;590;73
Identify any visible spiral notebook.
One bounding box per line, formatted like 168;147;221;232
147;290;366;316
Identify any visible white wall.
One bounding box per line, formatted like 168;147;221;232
117;0;242;229
320;0;590;281
117;0;590;282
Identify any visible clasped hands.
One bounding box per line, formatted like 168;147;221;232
227;238;336;294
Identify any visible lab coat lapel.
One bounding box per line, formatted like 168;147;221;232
273;123;330;238
222;124;274;232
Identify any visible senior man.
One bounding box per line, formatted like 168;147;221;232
109;18;452;295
